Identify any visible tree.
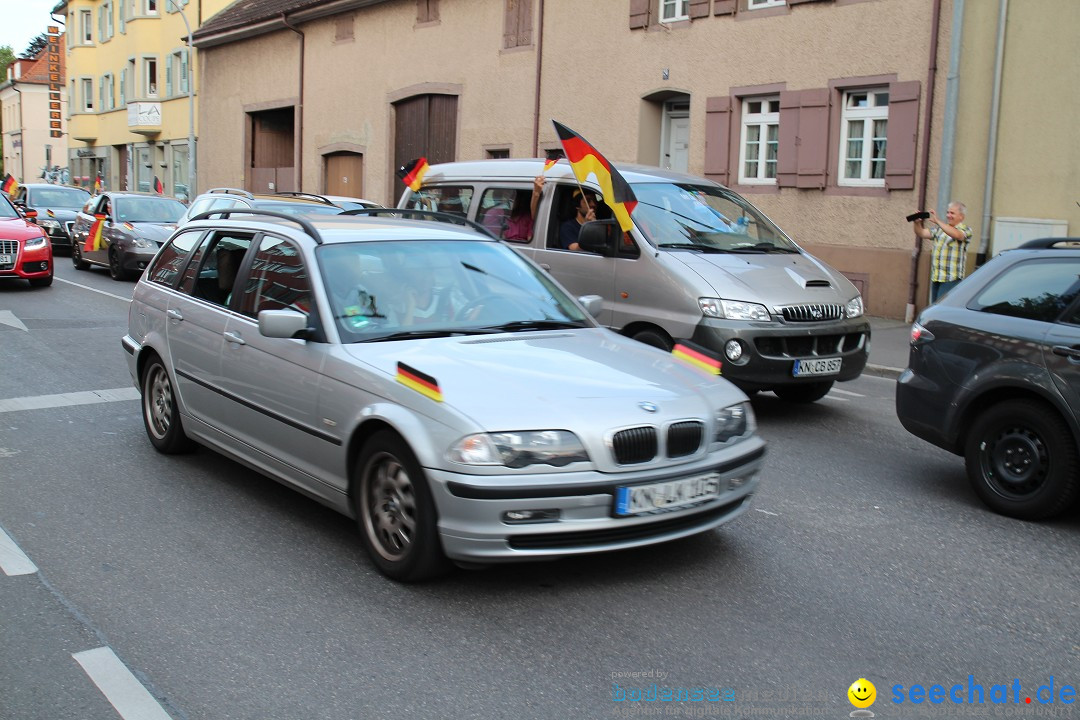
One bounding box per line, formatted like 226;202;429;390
0;45;14;85
24;35;49;59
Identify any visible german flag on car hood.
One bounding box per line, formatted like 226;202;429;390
396;362;443;402
672;342;722;376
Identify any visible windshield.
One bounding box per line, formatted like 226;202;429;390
115;197;186;223
319;239;591;342
631;183;798;253
0;196;19;219
31;187;91;208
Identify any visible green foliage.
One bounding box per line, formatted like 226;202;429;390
24;35;49;59
0;45;15;86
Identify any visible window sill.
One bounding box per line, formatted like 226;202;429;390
731;183;780;195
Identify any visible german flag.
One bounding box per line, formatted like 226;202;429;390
542;158;558;172
1;174;17;195
396;362;443;402
84;213;106;252
93;174;103;193
552;120;638;233
672;342;722;376
397;157;429;192
153;176;164;194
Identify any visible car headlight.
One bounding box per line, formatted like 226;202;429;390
132;237;155;249
449;430;589;468
24;235;47;250
39;219;61;231
699;298;772;322
715;402;755;443
845;295;864;319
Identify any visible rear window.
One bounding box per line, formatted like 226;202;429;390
971;258;1080;322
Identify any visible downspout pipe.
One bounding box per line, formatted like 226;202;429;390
978;0;1008;265
935;0;964;233
905;0;943;324
531;0;545;157
282;13;304;191
12;81;25;181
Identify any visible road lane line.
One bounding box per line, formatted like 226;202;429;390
54;276;132;302
0;526;38;576
830;388;865;397
0;387;140;413
72;647;173;720
755;509;779;516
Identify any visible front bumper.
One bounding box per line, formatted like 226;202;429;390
0;240;53;279
427;437;766;562
691;316;870;390
121;246;161;274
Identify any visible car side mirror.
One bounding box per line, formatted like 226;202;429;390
258;309;312;340
578;294;603;317
577;219;619;256
23;209;39;222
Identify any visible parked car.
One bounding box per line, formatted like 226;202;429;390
398;159;869;403
321;194;382;211
0;191;53;287
177;188;348;226
123;209;766;581
10;183;92;254
71;191;187;280
896;238;1080;520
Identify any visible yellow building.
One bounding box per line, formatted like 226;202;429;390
56;0;231;201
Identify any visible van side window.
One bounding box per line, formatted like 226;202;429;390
478;187;534;243
408;185;473;218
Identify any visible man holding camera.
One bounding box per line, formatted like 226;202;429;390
912;202;973;302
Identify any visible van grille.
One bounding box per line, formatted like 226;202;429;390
612;427;657;465
780;304;843;322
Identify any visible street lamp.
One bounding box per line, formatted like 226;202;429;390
167;0;196;201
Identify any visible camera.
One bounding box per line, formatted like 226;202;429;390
906;211;930;222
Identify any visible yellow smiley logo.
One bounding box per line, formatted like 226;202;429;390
848;678;876;709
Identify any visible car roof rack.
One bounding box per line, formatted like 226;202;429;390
1017;237;1080;250
273;191;337;206
207;187;255;199
338;207;497;238
188;208;324;245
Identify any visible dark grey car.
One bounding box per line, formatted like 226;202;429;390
896;238;1080;519
71;191;186;280
11;183;92;252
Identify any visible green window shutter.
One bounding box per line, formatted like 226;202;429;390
119;3;125;33
166;58;173;97
120;68;126;105
180;50;188;93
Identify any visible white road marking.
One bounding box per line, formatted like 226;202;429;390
820;394;850;402
0;525;38;576
0;310;29;332
72;647;173;720
0;387;140;414
830;387;865;397
755;509;779;516
54;276;132;303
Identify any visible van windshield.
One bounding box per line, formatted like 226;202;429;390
631;183;798;254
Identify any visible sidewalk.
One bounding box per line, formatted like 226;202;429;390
865;316;911;380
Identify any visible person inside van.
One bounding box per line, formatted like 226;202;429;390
558;188;599;251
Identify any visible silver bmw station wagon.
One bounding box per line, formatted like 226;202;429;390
123;209;766;581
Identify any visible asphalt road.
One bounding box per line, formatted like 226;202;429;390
2;261;1078;720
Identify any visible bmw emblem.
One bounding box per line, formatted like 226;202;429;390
639;401;659;413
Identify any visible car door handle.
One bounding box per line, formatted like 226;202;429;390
1052;345;1080;360
224;331;246;345
167;308;183;321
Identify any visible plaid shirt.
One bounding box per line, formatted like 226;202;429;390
930;222;973;283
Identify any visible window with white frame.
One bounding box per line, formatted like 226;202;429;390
144;58;158;97
81;78;94;112
660;0;688;22
748;0;786;9
839;88;889;185
80;9;93;43
739;96;780;184
145;0;158;14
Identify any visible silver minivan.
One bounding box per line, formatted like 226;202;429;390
398;159;871;403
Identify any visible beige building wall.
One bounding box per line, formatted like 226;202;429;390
197;0;964;317
1;84;67;182
950;0;1079;257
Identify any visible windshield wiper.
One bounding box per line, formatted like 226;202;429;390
355;328;500;343
658;243;733;254
480;319;588;332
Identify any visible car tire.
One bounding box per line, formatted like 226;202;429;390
29;274;54;288
773;381;834;403
964;398;1079;520
631;328;673;351
354;430;449;582
72;243;90;270
141;355;194;454
109;248;132;281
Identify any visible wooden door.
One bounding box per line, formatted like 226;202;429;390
324;153;364;197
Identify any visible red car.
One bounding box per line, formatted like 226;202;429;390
1;192;53;287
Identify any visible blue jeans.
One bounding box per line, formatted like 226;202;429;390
931;279;961;303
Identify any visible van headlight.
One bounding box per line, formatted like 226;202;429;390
845;295;864;319
715;402;755;443
449;430;590;468
699;298;772;322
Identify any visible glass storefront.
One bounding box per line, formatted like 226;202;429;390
171;145;190;203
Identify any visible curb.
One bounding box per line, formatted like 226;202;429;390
863;363;904;380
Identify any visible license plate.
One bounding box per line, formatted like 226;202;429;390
0;254;11;265
793;357;842;377
615;472;723;516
